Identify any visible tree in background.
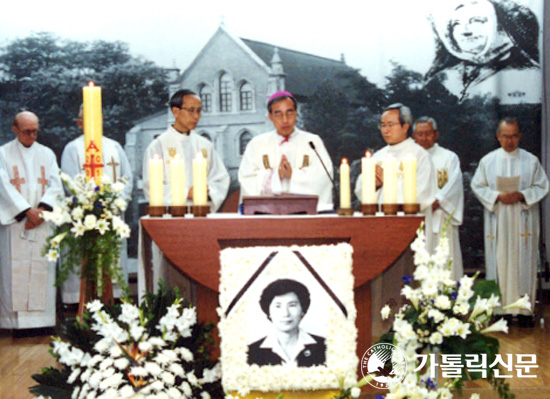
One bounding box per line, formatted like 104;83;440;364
0;32;168;157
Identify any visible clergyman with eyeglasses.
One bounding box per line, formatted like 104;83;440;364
0;111;64;335
238;91;334;212
353;103;436;337
142;89;230;211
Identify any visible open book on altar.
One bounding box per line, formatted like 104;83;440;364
242;193;318;215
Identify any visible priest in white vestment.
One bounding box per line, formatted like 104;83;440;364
0;112;63;330
471;118;548;320
238;91;334;212
139;90;229;302
142;89;229;211
60;107;133;304
354;104;436;337
413;116;464;280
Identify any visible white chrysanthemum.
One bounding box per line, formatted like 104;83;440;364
427;309;445;324
453;301;470;316
201;391;212;399
145;361;163;377
112;181;125;194
114;198;128;212
71;207;84;220
434;295;451;310
168;363;185;377
114;357;130;370
84;214;98;230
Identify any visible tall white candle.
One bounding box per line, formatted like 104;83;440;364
340;158;351;209
170;155;185;206
403;154;417;204
149;154;163;207
383;155;398;204
193;152;208;206
361;151;376;204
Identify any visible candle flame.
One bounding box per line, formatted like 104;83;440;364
153;154;160;160
88;81;95;87
342;158;348;165
366;150;372;158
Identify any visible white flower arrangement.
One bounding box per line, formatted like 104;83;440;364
30;284;223;399
376;223;529;399
41;172;131;292
218;244;358;395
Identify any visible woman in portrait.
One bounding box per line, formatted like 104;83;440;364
425;0;540;101
247;279;326;367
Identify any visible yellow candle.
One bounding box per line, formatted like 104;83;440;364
361;151;376;204
193;152;208;206
383;155;398;204
170;155;185;206
403;154;417;204
340;158;351;209
82;82;103;185
149;154;164;207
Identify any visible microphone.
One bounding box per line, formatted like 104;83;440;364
309;141;335;186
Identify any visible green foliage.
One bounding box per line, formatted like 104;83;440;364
0;32;168;157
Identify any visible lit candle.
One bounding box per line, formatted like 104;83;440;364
383;155;398;204
170;155;185;206
193;152;208;206
82;82;104;185
361;151;376;204
340;158;351;209
149;154;163;207
403;154;417;204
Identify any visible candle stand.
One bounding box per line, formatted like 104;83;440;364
382;204;399;215
403;203;420;215
147;206;166;217
361;204;378;215
337;208;354;216
191;205;210;217
169;206;188;217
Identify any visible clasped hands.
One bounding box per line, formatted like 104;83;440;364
497;191;525;205
25;207;45;230
278;155;292;180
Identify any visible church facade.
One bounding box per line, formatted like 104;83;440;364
125;25;360;215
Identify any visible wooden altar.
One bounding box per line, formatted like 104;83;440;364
139;214;422;359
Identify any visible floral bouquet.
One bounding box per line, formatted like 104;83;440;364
373;224;530;399
30;283;223;399
42;172;131;295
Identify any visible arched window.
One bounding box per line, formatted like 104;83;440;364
199;85;212;113
239;82;253;111
219;73;233;112
201;132;212;142
239;130;253;155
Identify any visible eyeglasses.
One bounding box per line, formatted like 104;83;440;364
19;129;39;136
180;107;202;115
379;122;401;130
271;110;297;119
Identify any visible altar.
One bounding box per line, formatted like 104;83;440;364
138;213;423;359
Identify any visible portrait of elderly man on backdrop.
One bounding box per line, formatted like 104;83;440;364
425;0;540;101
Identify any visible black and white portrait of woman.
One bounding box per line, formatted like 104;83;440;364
425;0;540;101
247;279;326;367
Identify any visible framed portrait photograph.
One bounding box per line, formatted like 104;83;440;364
218;243;358;396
